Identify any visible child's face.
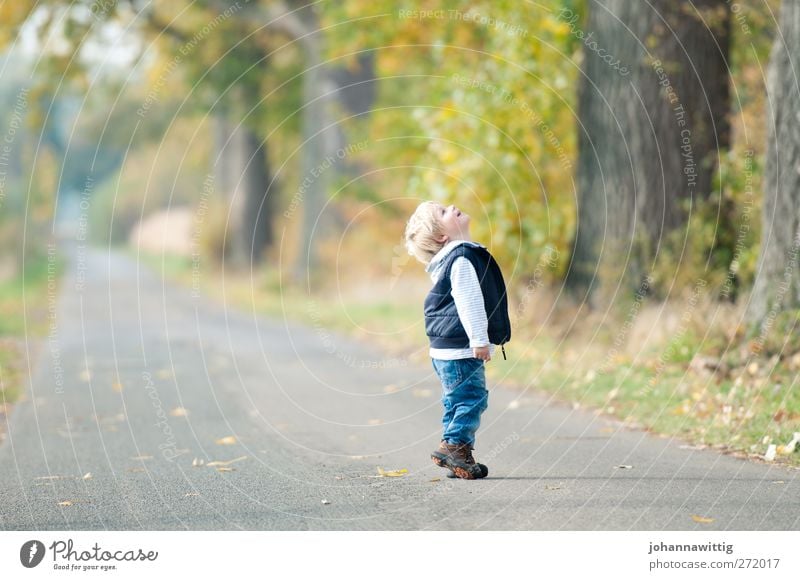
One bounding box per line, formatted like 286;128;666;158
434;203;471;243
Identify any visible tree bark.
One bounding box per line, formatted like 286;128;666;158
566;0;731;301
746;0;800;329
212;81;277;269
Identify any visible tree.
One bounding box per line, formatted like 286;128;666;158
746;0;800;330
566;0;731;301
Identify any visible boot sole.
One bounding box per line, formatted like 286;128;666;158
431;452;487;479
447;464;488;478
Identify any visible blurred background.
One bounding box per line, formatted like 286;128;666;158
0;0;798;463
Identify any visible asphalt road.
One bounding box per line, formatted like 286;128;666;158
1;242;798;530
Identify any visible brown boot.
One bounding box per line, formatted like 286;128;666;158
431;441;488;479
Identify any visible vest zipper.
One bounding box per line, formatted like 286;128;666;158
501;344;506;360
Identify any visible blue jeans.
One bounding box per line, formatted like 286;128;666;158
431;357;488;447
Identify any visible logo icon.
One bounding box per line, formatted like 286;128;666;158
20;540;45;568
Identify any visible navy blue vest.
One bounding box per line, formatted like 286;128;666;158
424;244;511;353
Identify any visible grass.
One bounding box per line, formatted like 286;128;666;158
0;250;61;406
135;248;800;469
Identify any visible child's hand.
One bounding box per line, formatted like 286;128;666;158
473;345;491;361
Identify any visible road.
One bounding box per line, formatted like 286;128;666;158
1;242;798;530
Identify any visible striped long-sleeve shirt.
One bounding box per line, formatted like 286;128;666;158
425;240;496;360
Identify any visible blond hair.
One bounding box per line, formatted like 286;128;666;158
403;201;446;265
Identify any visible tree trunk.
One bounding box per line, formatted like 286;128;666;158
746;0;800;329
215;87;276;268
293;12;338;284
566;0;731;301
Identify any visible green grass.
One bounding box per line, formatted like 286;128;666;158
0;251;61;405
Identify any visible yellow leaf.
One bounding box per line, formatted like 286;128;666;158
58;501;73;507
206;456;247;467
169;407;189;417
377;467;408;477
691;515;714;524
216;467;235;472
215;436;237;445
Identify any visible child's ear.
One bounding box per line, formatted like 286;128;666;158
436;234;448;243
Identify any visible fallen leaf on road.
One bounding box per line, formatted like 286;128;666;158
58;501;73;507
614;465;633;469
207;456;248;467
131;455;153;461
773;481;785;485
545;485;562;490
169;407;189;417
192;458;205;467
82;473;92;480
126;468;145;473
429;478;441;483
691;515;714;524
377;467;408;477
215;436;237;445
216;467;235;472
34;475;66;481
321;499;331;505
184;492;200;497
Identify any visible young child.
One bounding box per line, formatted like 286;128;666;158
404;201;511;479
